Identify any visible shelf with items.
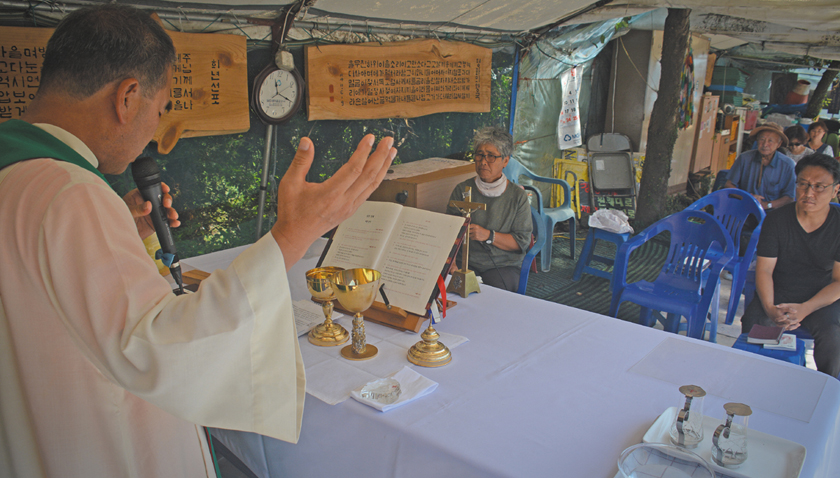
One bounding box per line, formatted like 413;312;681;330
713;113;745;171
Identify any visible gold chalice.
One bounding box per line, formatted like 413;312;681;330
305;267;349;347
330;268;382;361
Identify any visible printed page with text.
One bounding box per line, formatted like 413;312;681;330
320;201;464;315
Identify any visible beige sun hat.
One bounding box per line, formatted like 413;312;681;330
748;121;788;147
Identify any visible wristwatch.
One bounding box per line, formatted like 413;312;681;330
486;230;495;244
766;201;773;210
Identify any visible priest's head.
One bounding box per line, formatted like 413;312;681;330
23;4;175;174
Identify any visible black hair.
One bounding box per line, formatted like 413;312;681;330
811;120;829;134
784;125;809;144
39;4;175;99
795;153;840;183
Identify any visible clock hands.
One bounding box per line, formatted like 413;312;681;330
271;79;295;103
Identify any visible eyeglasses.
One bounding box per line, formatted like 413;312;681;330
474;152;503;163
796;180;837;193
790;142;802;147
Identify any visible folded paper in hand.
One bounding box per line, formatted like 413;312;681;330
588;209;633;234
351;366;438;412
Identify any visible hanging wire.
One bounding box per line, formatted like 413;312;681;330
619;37;658;93
199;13;223;33
431;0;492;33
9;1;517;48
534;42;577;67
176;6;185;32
514;133;556;145
26;0;49;26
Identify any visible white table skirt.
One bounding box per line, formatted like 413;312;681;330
184;240;840;478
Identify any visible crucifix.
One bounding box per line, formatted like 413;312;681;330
447;186;486;298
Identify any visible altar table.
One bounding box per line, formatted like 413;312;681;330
184;241;840;478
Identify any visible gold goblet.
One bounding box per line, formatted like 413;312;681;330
330;268;382;361
305;267;350;347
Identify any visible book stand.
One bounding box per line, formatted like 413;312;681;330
334;300;456;333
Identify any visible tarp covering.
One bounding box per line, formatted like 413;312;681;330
143;0;840;61
512;19;623;202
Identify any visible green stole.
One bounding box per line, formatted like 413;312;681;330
0;119;107;183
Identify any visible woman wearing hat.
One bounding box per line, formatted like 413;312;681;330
724;122;797;211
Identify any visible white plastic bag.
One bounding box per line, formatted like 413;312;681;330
588;209;634;234
557;66;582;149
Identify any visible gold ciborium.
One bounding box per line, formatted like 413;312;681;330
330;268;382;361
305;267;350;347
407;317;451;367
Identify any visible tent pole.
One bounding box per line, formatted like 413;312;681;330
509;44;520;137
256;124;274;240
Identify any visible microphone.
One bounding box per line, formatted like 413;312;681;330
131;156;184;295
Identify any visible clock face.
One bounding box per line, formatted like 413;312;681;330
257;69;301;121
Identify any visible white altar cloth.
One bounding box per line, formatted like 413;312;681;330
185;241;840;478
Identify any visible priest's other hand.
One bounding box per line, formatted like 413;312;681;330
123;182;181;240
272;134;396;270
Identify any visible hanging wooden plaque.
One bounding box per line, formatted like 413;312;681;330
153;28;248;154
306;39;492;120
0;24;248;154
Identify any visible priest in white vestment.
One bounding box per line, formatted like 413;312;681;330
0;5;396;477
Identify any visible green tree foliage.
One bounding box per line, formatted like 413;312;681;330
108;46;514;258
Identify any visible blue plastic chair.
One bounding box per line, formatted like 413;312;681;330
517;206;547;294
503;157;576;272
686;189;766;331
608;210;735;340
572;228;631;290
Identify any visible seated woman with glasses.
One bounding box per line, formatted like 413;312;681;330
741;153;840;378
784;125;814;163
806;120;834;157
446;126;532;292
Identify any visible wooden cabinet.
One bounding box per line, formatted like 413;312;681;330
713;133;732;172
368;162;476;213
716;114;742;171
689;93;720;173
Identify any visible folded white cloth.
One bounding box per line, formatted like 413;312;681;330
351;366;438;412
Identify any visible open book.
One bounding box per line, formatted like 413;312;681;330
319;200;466;316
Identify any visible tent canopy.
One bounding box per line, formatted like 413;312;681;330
6;0;837;61
141;0;840;61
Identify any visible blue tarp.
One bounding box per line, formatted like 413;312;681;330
512;19;625;203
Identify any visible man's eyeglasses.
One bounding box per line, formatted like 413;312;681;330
474;152;503;163
790;142;802;147
796;180;837;193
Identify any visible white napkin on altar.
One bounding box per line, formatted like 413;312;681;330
351;366;438;412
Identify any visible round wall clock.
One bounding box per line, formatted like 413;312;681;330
252;64;304;125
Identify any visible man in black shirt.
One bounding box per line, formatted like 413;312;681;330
741;153;840;377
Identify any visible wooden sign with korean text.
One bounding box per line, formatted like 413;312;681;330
0;27;51;120
154;29;248;154
306;39;491;120
0;25;248;154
